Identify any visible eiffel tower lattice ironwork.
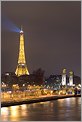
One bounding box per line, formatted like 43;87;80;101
15;27;29;76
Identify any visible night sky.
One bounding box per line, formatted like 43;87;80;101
1;1;81;77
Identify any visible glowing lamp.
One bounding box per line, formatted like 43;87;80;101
20;26;23;34
20;30;23;34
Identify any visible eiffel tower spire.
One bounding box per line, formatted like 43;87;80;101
15;27;29;76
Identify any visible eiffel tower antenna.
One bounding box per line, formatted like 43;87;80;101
20;25;23;33
21;25;22;31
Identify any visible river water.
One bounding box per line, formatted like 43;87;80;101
1;97;81;121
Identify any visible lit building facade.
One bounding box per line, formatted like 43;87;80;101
62;69;66;86
69;71;73;86
15;27;29;76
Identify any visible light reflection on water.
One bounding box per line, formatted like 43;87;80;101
1;97;81;121
1;107;9;121
9;106;20;121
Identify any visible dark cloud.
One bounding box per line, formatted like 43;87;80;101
1;1;81;77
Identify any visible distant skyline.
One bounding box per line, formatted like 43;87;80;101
1;1;81;77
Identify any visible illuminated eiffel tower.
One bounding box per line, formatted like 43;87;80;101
15;27;29;76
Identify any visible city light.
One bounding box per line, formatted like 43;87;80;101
1;1;81;121
15;27;29;76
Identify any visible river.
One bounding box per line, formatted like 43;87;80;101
1;97;81;121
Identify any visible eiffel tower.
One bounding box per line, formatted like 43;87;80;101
15;27;29;76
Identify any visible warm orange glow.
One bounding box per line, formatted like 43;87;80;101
20;104;27;110
10;106;19;116
15;28;29;76
1;107;9;116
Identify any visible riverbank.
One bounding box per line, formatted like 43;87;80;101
1;94;81;107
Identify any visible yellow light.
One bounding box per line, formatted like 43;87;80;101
23;84;25;86
1;107;9;116
20;104;27;110
63;69;66;74
10;106;20;117
78;84;81;87
69;71;73;76
1;107;9;121
50;90;53;94
15;28;29;76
